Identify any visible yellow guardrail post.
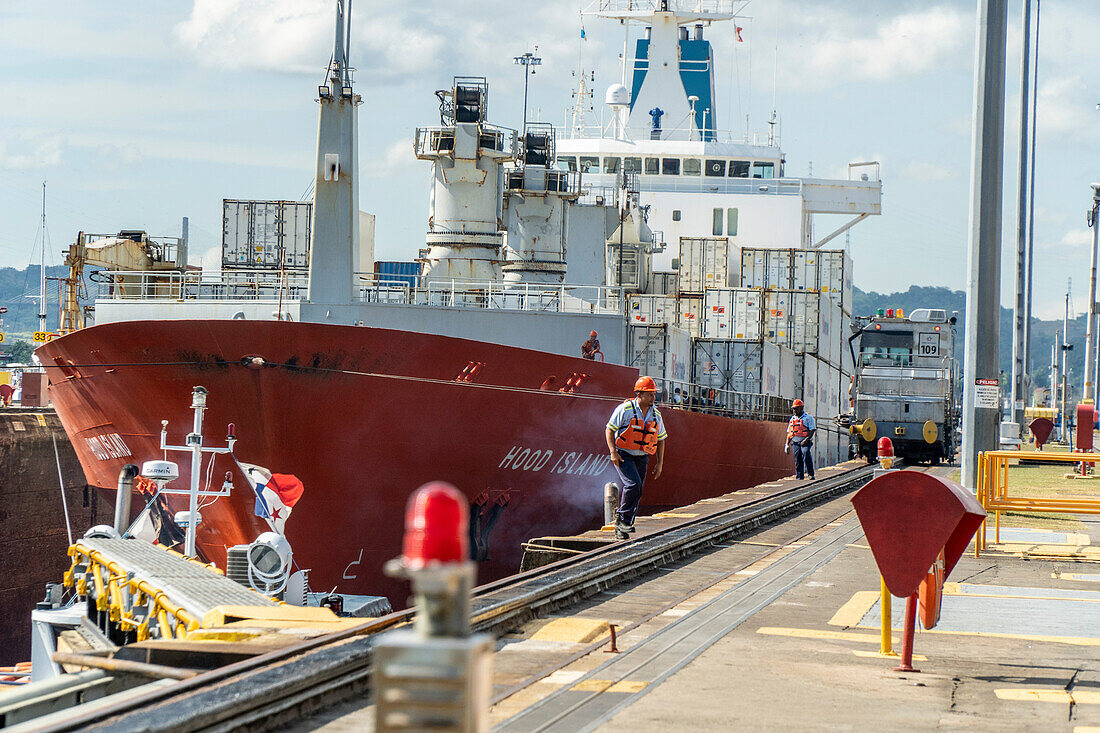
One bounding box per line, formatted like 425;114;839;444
880;576;895;656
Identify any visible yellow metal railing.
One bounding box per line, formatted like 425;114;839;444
974;450;1100;556
63;544;219;640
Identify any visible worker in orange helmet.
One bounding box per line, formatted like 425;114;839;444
784;398;816;480
605;376;668;539
581;330;601;360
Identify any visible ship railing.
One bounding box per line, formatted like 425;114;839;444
576;174;802;197
354;274;623;315
653;376;794;422
585;0;736;17
414;124;519;160
95;269;309;301
556;124;778;147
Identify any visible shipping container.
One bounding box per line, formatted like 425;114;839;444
801;354;819;416
702;288;764;340
628;323;693;392
692;339;780;397
650;271;678;295
789;290;821;354
763;290;790;345
222;199;312;270
818;249;854;312
778;344;797;401
791;250;819;292
678;237;730;294
627;294;677;326
677;295;703;337
374;261;421;288
739;247;793;290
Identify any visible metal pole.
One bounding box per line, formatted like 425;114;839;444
1023;0;1041;399
961;0;1009;489
1010;0;1032;427
1086;186;1100;406
113;464;139;534
522;63;530;134
185;387;207;558
1062;291;1069;442
39;182;47;334
1092;184;1100;405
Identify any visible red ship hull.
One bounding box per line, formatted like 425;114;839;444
40;320;793;601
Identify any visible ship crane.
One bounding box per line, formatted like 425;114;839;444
59;231;185;334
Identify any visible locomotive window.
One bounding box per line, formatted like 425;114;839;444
861;331;912;363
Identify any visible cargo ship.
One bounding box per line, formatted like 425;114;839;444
39;0;880;602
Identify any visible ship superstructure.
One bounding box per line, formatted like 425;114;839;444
39;0;882;601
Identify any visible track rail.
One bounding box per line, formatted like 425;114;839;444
34;465;874;733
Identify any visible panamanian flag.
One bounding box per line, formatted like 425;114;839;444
236;461;304;534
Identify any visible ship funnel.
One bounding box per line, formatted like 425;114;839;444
415;77;516;285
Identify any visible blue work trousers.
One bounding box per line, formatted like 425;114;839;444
793;440;814;479
613;450;649;525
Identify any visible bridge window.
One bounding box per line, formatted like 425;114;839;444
705;159;726;177
623;157;641;174
555;156;576;172
672;210;682;222
753;162;775;179
712;208;723;236
683;158;701;176
727;208;738;236
644;157;660;175
729;161;750;178
579;156;600;174
603;157;621;174
861;331;913;365
662;158;680;175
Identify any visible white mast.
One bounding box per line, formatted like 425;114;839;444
306;0;362;304
38;181;47;333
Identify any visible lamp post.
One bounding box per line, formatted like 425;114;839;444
513;48;542;133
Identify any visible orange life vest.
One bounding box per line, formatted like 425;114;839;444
615;401;659;455
787;414;811;440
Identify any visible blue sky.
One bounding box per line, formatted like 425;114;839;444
0;0;1095;318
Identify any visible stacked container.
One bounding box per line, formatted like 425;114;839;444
678;237;731;294
650;271;679;296
628;324;693;388
692;339;781;396
627;294;677;326
740;248;793;290
702;288;764;340
677;296;703;337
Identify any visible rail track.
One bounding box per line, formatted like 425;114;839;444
30;464;876;733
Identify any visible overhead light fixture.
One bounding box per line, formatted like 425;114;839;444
318;85;332;99
340;86;353;99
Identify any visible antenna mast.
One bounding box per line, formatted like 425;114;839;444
38;181;47;334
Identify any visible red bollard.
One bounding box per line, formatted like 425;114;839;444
893;593;920;673
604;623;620;654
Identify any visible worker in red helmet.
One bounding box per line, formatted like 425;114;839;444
581;330;601;360
784;398;816;480
604;375;667;539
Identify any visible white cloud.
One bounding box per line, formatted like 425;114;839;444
1036;76;1095;143
0;135;64;170
770;5;971;90
362;137;415;179
903;161;953;182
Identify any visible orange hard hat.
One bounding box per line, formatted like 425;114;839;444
634;376;657;392
792;399;804;407
590;330;598;337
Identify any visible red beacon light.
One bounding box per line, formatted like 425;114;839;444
878;437;895;470
886;309;895;318
401;482;469;568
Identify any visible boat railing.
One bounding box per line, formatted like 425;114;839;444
354;274;623;315
95;269;309;301
653;376;794;422
585;0;736;17
576;174;801;197
557;124;778;148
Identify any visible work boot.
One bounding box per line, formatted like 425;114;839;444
627;523;636;533
614;527;630;540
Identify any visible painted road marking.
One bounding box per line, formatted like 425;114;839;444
995;689;1100;705
1054;573;1100;583
544;670;585;685
570;679;612;692
757;627;895;644
607;680;648;693
660;609;690;617
531;618;610;644
651;512;700;518
829;590;880;627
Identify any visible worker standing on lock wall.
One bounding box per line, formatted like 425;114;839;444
582;330;601;360
785;399;816;480
605;376;667;540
